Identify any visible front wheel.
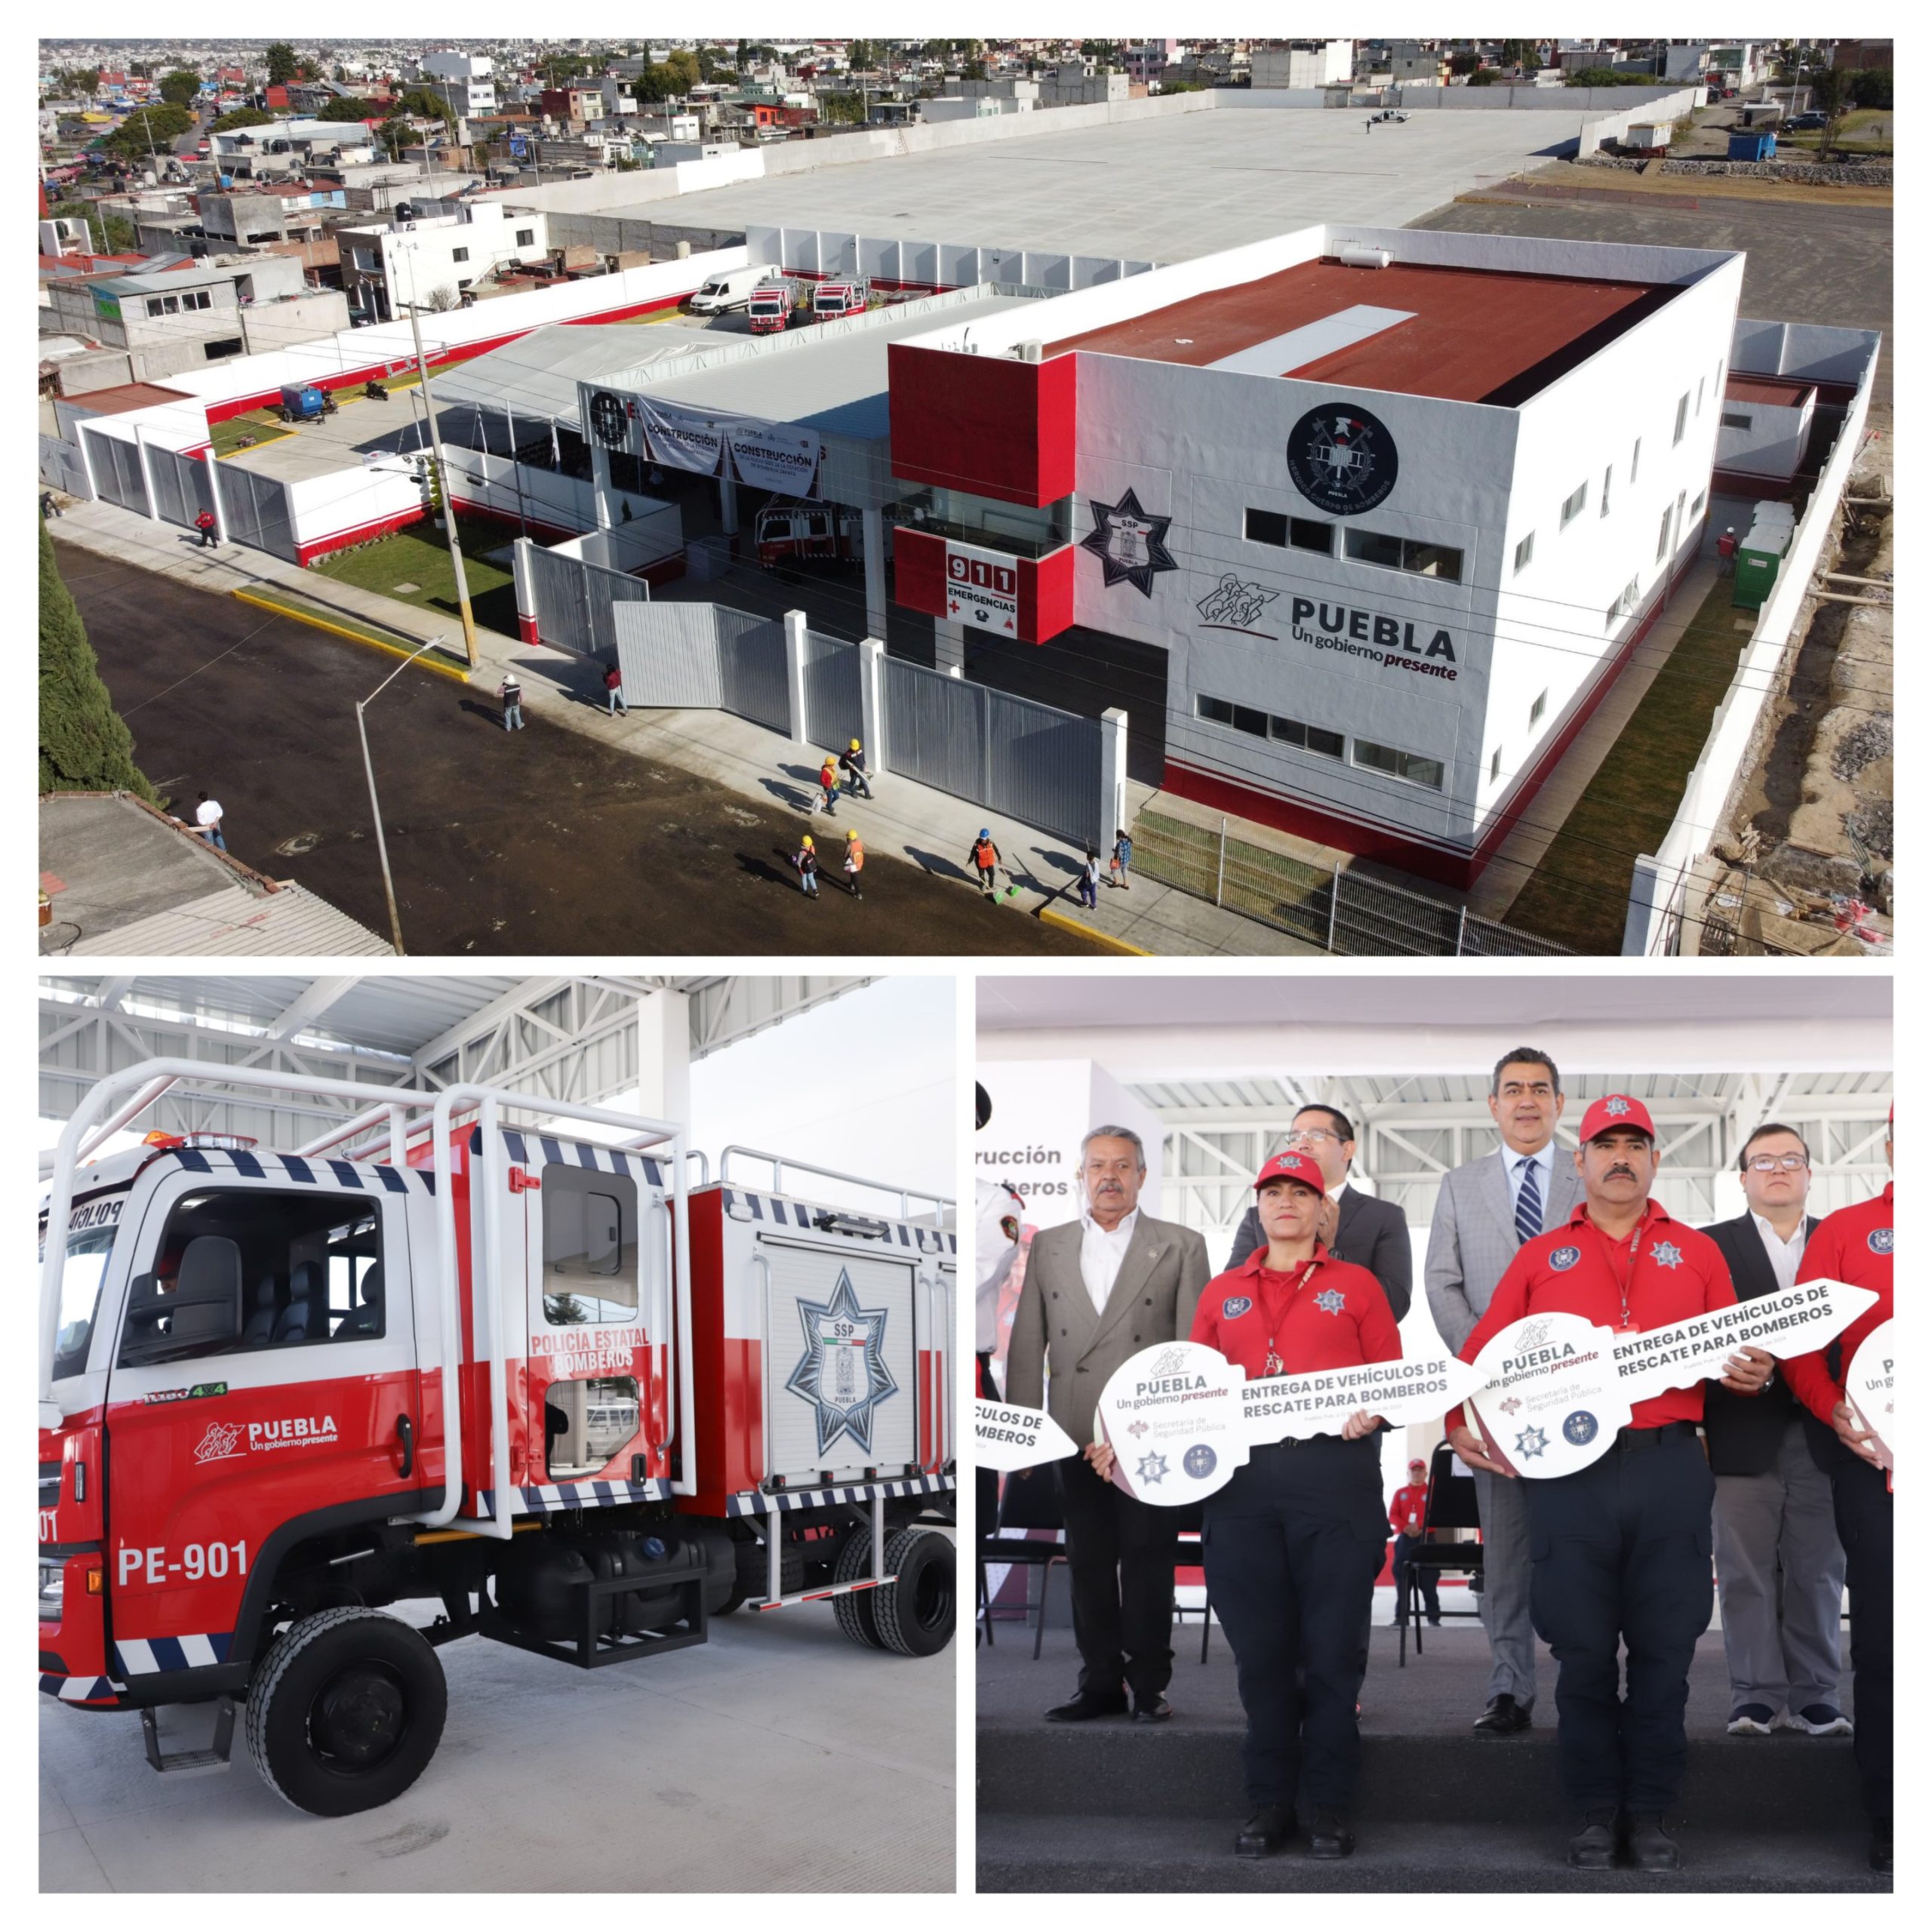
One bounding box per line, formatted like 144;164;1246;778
245;1607;447;1816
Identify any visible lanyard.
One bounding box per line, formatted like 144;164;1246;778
1260;1259;1321;1377
1597;1218;1647;1331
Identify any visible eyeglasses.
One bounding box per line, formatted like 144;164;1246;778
1745;1154;1809;1172
1285;1128;1342;1147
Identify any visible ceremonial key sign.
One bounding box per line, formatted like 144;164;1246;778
971;1399;1081;1474
1466;1277;1881;1478
1845;1318;1894;1475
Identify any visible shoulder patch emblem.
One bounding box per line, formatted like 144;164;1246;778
1868;1227;1893;1255
1221;1294;1254;1319
1548;1245;1582;1272
1313;1287;1348;1316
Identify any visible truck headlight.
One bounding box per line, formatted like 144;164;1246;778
38;1560;64;1622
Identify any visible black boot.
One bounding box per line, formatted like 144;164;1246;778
1234;1804;1295;1857
1044;1687;1128;1722
1626;1815;1680;1872
1567;1807;1619;1869
1308;1808;1356;1859
1869;1818;1893;1872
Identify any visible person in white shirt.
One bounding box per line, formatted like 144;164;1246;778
193;793;226;852
1004;1125;1211;1724
1699;1125;1846;1738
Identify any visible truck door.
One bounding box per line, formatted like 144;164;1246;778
760;1238;918;1486
101;1165;422;1675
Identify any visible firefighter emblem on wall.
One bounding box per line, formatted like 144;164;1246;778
1287;403;1399;515
589;389;632;450
786;1269;899;1457
1081;488;1177;596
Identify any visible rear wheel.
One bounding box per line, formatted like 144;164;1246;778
872;1528;955;1658
832;1522;885;1650
245;1607;447;1817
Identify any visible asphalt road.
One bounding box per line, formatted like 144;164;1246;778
60;548;1101;958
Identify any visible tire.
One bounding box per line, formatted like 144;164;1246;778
872;1528;955;1659
245;1607;447;1817
832;1522;885;1650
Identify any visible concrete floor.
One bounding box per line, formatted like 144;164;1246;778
604;110;1589;265
43;1595;955;1893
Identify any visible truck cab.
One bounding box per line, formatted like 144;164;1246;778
687;266;776;315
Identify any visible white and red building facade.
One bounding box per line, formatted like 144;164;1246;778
884;225;1745;885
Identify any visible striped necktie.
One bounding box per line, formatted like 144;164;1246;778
1515;1157;1543;1246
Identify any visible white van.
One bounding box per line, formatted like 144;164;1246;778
688;266;776;315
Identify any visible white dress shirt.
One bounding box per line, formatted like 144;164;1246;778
1750;1211;1807;1294
1503;1139;1557;1232
1078;1206;1140;1317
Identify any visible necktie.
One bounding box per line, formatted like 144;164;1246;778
1515;1158;1543;1246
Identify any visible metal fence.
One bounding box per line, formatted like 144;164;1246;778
213;462;297;562
1132;810;1572;957
801;629;862;751
146;445;214;532
715;608;791;736
526;542;653;660
882;657;1104;852
82;429;149;518
38;435;91;500
612;602;792;735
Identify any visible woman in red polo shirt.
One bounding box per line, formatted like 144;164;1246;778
1097;1149;1399;1863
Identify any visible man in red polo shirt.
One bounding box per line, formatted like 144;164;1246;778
1448;1096;1774;1873
1783;1108;1893;1875
1389;1457;1441;1627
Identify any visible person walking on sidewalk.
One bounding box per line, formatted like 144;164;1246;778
969;829;1002;898
817;755;841;817
1078;851;1100;910
499;674;525;731
194;506;218;549
793;834;820;897
1111;827;1134;890
192;794;227;852
842;829;865;900
603;662;626;715
839;738;874;801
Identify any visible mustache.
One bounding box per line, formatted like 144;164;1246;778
1606;1164;1638;1180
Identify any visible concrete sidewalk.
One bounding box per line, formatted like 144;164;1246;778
51;498;1311;956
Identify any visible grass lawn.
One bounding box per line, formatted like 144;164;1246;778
237;585;465;667
309;513;521;638
210;413;294;457
1505;574;1752;953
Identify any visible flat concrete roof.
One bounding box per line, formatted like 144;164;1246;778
595;109;1582;264
59;383;195;417
1047;257;1678;405
1727;371;1815;408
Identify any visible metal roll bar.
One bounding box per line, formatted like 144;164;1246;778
718;1144;950;1223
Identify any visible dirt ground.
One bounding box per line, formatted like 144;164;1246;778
55;546;1102;958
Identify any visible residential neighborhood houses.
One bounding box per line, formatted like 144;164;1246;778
38;35;1892;958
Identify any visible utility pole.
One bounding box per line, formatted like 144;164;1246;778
355;634;447;955
398;253;479;666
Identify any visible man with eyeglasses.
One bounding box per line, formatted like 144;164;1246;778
1425;1048;1582;1737
1223;1106;1410;1321
1700;1125;1844;1743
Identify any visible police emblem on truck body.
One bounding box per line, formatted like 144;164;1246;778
784;1269;900;1457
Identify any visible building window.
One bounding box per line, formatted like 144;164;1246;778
1601;463;1612;516
1352;738;1444;790
1343;528;1464;582
1197;695;1341;759
1673;393;1689;445
1512;532;1534;575
1721;411;1752;429
162;294;180;314
1196;694;1267;737
1656;504;1673;563
204;337;243;359
1244;507;1288;547
1490;746;1503;783
1290;518;1333;554
146;297;164;316
1530;689;1548;728
1560;482;1587;529
1696;377;1705;415
515;227;535;246
451;246;470;263
1690;490;1706;520
1270;715;1345;759
1630;438;1641;482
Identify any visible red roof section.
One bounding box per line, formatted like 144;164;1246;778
1045;258;1680;408
1725;372;1815;408
58;382;195;415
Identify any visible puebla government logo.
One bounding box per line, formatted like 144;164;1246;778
785;1269;898;1456
1287;403;1398;516
1081;488;1177;596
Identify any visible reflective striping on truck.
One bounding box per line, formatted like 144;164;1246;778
726;1472;953;1518
474;1478;672;1517
721;1188;956;1254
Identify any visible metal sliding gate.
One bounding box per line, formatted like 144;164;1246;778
211;463;297;562
81;429;149;518
147;446;214;531
613;602;791;735
715;609;791;735
527;543;653;659
801;629;862;750
881;657;1103;851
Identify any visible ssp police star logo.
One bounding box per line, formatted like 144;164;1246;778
1287;403;1398;515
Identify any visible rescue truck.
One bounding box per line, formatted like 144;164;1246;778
755;498;867;568
807;280;866;324
746;280;795;335
38;1060;956;1817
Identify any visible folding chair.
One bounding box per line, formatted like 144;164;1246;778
1398;1439;1486;1666
1171;1497;1214;1663
977;1468;1067;1659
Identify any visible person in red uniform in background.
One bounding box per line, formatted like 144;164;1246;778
1389;1457;1441;1627
1448;1096;1774;1873
1783;1107;1893;1875
1091;1149;1399;1863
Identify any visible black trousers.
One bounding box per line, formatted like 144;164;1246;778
1202;1435;1387;1811
1829;1445;1892;1821
1393;1534;1440;1620
1054;1449;1180;1700
1525;1426;1715;1815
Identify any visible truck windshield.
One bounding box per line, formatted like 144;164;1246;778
42;1194;128;1383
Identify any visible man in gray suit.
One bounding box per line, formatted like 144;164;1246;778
1222;1105;1411;1321
1424;1048;1580;1735
1005;1124;1213;1724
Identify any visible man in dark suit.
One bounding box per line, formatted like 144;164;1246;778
1222;1105;1411;1321
1700;1123;1847;1739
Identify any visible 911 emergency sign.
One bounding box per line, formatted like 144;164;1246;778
945;540;1019;632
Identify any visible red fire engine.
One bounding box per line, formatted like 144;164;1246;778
755;498;866;568
746;281;794;335
808;280;866;323
38;1061;956;1816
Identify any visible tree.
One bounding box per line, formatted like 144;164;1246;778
848;38;878;72
39;524;155;802
210;105;272;132
98;103;195;161
265;42;300;85
1847;68;1892;109
318;95;381;122
661;48;699;89
158;69;201;107
57;66;101;96
47;199;137;252
1806;63;1848;117
1447;51;1482;77
819;91;866;124
1468;68;1499;86
961;59;987;81
1500;38;1537;69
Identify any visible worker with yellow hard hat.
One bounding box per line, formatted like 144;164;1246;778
793;833;820;898
839;736;874;801
843;828;865;900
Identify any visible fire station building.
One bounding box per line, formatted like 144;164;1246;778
885;224;1745;884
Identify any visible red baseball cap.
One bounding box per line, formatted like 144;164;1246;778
1408;1457;1426;1472
1578;1094;1657;1142
1254;1149;1325;1194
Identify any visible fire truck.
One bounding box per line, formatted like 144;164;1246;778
755;498;867;568
38;1060;956;1817
807;280;866;324
746;280;795;335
